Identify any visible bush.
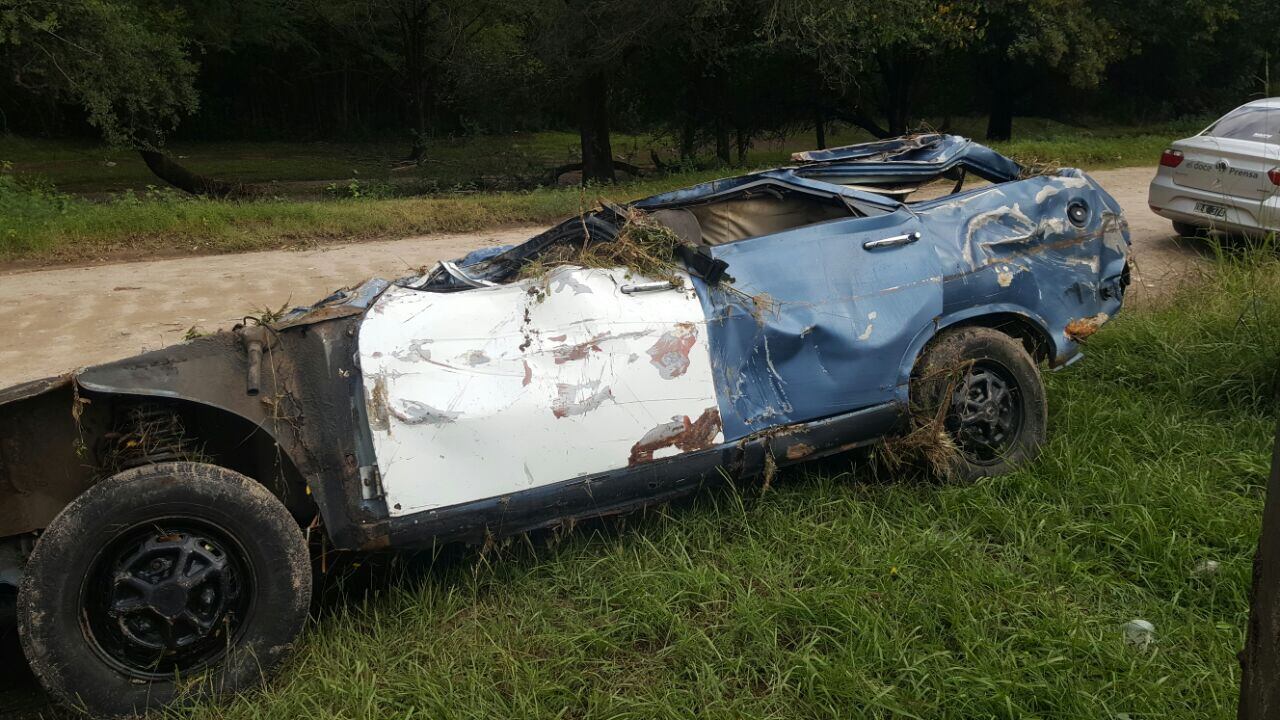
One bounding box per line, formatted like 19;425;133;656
0;162;77;254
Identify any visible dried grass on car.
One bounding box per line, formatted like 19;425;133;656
877;361;968;481
518;207;687;283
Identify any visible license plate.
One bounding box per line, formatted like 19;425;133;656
1194;201;1227;218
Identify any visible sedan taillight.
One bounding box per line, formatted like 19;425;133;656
1269;168;1280;186
1160;149;1184;168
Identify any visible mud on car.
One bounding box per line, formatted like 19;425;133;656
0;134;1130;717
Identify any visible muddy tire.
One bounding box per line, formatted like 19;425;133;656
17;462;311;718
911;326;1047;482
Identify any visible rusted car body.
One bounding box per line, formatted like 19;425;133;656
0;134;1130;715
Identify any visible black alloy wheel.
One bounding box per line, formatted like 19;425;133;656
946;360;1025;465
82;518;253;679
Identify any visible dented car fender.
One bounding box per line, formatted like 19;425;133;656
896;304;1058;391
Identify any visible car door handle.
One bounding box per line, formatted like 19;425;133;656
621;280;679;294
863;231;921;250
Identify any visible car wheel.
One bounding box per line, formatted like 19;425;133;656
911;327;1048;481
17;462;311;718
1172;220;1203;238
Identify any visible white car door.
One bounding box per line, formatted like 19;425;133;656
357;267;723;516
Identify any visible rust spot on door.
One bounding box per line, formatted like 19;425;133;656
628;407;722;465
647;323;697;379
785;443;814;460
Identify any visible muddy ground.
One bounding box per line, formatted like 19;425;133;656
0;166;1210;389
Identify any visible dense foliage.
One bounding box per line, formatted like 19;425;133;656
1;0;1278;179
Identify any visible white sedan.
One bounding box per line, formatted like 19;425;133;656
1148;98;1280;238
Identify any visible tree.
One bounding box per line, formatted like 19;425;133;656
304;0;495;162
658;0;762;165
765;0;976;137
0;0;197;147
0;0;226;190
517;0;678;184
969;0;1125;140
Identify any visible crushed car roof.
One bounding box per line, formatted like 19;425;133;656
635;134;1025;212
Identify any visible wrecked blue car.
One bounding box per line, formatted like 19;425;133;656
1;134;1129;716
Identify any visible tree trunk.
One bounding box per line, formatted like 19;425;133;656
714;118;731;166
711;72;731;166
814;110;827;150
403;55;430;162
985;54;1016;141
986;88;1014;141
578;73;615;184
396;2;432;163
735;126;749;164
879;53;915;136
680;119;697;161
680;66;701;161
827;106;890;139
139;150;247;198
1239;418;1280;719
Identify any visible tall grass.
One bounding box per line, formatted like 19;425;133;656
177;253;1278;719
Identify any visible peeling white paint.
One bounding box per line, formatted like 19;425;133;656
1033;175;1089;203
1039;217;1070;236
858;312;876;340
964;203;1036;267
359;266;722;516
1034;185;1060;203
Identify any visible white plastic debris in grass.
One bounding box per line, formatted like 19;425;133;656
1192;559;1221;577
1123;619;1156;648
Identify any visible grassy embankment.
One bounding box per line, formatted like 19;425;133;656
165;248;1277;720
0;118;1207;265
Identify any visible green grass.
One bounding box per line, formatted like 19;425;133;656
0;117;1212;264
0;169;739;262
174;252;1278;720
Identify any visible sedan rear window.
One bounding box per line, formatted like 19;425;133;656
1205;106;1280;144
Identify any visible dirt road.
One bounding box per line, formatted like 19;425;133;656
0;166;1207;388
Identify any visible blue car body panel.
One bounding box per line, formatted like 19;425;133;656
912;167;1129;369
649;135;1129;442
690;207;943;441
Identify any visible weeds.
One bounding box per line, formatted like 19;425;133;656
878;362;966;480
253;301;292;325
0;161;74;254
324;178;395;200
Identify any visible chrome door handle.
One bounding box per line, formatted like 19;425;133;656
621;280;679;294
863;231;921;250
